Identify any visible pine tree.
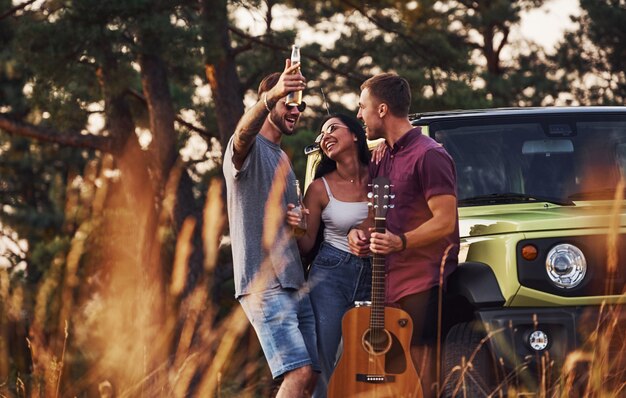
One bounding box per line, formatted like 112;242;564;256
553;0;626;105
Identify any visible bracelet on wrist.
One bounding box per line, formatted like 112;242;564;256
263;93;272;112
399;233;407;251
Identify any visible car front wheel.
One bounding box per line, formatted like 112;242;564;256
442;321;502;397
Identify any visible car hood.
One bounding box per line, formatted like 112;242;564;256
459;201;626;238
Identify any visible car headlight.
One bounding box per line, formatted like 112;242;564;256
545;243;586;288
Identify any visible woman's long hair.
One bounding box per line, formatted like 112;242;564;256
303;114;370;274
314;113;371;179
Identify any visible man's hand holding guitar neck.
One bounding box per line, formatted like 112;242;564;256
349;191;457;257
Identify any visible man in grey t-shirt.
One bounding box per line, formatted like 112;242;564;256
223;61;319;397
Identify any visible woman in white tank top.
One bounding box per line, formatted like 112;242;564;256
287;113;372;397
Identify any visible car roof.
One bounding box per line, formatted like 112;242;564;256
305;106;626;155
410;106;626;123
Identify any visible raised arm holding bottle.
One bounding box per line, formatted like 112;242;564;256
223;56;319;398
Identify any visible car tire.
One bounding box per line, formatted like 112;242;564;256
442;321;501;398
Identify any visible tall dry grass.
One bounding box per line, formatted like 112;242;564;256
1;152;625;397
0;144;279;397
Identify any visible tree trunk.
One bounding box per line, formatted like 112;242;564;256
482;24;501;76
138;52;178;184
201;0;244;151
98;61;136;156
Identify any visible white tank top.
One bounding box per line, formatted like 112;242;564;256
320;177;369;253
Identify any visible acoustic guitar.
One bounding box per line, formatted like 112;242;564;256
328;177;422;398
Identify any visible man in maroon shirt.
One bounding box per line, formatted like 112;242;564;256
348;73;460;397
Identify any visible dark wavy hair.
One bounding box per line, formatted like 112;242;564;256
314;113;371;179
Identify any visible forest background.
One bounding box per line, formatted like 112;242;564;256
0;0;625;396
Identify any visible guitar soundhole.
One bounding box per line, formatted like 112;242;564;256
362;328;392;355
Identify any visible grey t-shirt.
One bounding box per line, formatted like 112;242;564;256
223;134;305;298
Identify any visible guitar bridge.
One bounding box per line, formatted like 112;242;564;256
356;374;396;384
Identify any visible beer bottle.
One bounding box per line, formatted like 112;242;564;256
286;45;303;106
292;179;307;237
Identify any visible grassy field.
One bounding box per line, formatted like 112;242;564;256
1;166;625;397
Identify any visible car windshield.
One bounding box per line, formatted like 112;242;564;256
426;114;626;206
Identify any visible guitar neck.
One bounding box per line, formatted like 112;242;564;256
371;218;387;332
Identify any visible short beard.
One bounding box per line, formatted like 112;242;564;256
365;125;382;141
365;129;377;141
270;109;296;136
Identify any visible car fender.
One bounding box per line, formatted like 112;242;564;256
447;262;505;307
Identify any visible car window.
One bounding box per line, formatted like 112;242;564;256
427;116;626;203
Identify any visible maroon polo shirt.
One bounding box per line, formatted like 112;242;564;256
370;127;460;303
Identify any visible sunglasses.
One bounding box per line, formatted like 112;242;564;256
315;123;349;143
284;101;307;112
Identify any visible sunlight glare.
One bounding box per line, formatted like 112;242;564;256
135;127;153;150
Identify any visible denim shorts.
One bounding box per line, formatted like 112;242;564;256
239;286;320;378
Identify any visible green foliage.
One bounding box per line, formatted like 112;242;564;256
287;1;489;113
0;1;29;118
447;0;557;107
235;28;298;94
552;0;626;104
0;131;89;279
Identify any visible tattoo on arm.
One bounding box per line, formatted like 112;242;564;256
232;97;276;169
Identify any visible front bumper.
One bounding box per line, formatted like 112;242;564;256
476;305;626;372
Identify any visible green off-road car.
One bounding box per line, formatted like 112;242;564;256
304;107;626;396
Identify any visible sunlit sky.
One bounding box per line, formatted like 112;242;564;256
234;0;581;52
15;0;581;51
517;0;580;51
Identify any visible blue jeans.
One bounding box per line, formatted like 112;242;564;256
308;242;371;397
